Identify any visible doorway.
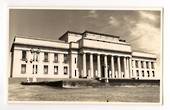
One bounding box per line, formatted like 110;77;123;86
101;65;105;78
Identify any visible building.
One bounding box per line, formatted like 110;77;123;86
10;31;158;80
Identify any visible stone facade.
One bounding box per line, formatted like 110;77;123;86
10;31;158;80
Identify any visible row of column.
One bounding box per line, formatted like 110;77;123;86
132;60;155;69
82;53;132;79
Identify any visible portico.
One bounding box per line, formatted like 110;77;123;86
81;51;132;79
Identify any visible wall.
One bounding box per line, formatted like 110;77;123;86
81;38;131;53
68;33;82;42
14;37;69;49
132;57;158;80
11;37;159;80
11;45;69;78
69;51;79;78
85;33;120;43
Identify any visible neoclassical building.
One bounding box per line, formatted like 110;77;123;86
10;31;158;80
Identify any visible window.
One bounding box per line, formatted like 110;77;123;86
147;71;150;77
36;54;38;62
135;61;138;68
22;51;27;60
64;66;68;75
44;52;48;62
142;71;145;77
75;58;77;64
151;62;154;69
54;53;58;63
132;60;134;68
63;54;68;63
123;74;125;78
54;66;58;75
44;65;48;74
141;61;144;68
146;62;149;69
35;65;38;74
136;70;139;76
75;70;76;76
152;71;155;77
21;64;26;74
33;65;38;74
32;65;34;74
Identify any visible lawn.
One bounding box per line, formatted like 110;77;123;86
8;80;160;102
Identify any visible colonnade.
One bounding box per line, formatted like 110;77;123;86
82;53;132;79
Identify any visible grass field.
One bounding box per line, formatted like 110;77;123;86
8;79;160;102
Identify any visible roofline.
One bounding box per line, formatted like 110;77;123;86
83;30;120;38
10;36;69;52
14;36;65;43
59;31;82;40
10;36;17;52
132;51;157;59
59;30;120;40
132;51;156;55
83;37;130;46
132;55;157;60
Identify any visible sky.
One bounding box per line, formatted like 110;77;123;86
9;9;161;57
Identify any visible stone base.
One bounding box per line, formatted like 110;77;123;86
19;78;160;88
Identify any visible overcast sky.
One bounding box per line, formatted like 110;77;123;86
9;9;161;57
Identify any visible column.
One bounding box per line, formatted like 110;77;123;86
90;54;94;78
117;56;121;78
83;53;86;77
129;57;132;78
143;61;146;78
126;57;129;78
111;56;115;78
123;57;127;78
153;62;156;70
132;60;136;78
49;53;54;75
138;60;141;78
104;55;108;78
97;54;101;78
149;61;152;70
143;61;146;69
149;61;152;78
